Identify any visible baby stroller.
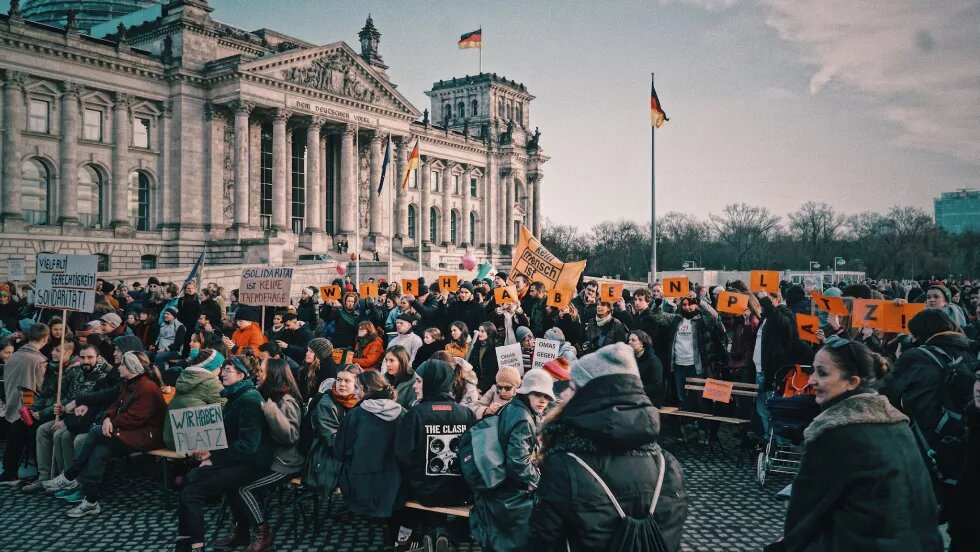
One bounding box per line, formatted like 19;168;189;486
756;364;821;488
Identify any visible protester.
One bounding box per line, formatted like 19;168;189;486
444;321;471;359
382;346;417;409
582;300;629;354
470;321;501;393
162;349;226;450
925;284;968;327
351;321;384;371
753;290;803;439
628;330;666;407
323;291;365;348
297;287;319;329
491;300;529;346
473;366;521;419
412;328;446;369
1;323;49;484
274;313;314;367
303;365;361;492
571;280;599;323
154;307;187;373
450;357;480;410
948;369;980;552
299;338;337;403
544;327;577;362
224;309;267;354
387;314;423;364
522;281;553;337
441;283;487;335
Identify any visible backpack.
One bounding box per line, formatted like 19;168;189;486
909;345;978;486
459;414;507;493
566;451;670;552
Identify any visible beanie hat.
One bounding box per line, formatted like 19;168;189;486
459;282;475;293
927;285;952;303
227;356;251;378
121;351;146;376
164;306;179;317
113;335;145;354
495;366;522;389
785;284;806;306
235;307;257;323
517;369;555;401
188;348;224;372
147;277;160;286
842;284;872;300
515;326;533;342
308;338;334;365
100;312;123;329
542;358;570;382
823;287;843;297
569;342;640;390
544;327;565;342
417;283;429;296
85;320;103;331
396;313;417;324
496;271;509;281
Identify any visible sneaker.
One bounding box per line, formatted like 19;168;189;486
55;489;86;503
21;480;47;493
434;535;450;552
43;473;77;493
66;499;101;518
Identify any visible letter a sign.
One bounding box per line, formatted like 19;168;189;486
796;313;820;343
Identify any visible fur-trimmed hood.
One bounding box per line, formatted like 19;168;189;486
804;392;908;444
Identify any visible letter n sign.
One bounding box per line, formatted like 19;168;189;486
662;277;689;298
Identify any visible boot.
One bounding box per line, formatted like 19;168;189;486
244;522;274;552
213;523;250;551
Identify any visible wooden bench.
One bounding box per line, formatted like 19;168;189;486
144;449;187;500
404;500;471;518
659;378;759;457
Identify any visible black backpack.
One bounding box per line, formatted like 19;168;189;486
909;345;978;485
566;451;670;552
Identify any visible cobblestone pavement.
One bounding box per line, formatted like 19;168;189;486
0;429;789;552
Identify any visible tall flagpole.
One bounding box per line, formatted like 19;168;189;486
387;133;393;285
418;153;423;279
355;125;361;287
650;72;658;285
479;26;483;74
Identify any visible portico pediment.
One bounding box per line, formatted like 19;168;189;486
239;42;421;119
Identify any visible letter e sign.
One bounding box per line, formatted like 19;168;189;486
599;283;623;301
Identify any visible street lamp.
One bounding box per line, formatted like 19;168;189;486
682;261;698;269
833;257;846;283
808;261;820;271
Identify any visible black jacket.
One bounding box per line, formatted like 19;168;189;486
527;374;687;552
583;316;629;354
211;379;274;469
949;402;980;552
279;324;314;366
176;294;201;339
395;360;477;507
570;292;597;326
651;306;727;375
334;397;405;517
200;297;223;328
411;295;442;336
758;297;805;389
441;298;489;337
636;348;666;408
469;339;500;394
411;338;446;370
296;297;318;329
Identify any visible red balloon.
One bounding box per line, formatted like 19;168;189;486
336;262;347;276
349;252;357;261
462;252;477;271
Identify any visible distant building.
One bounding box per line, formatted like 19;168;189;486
21;0;160;33
935;189;980;234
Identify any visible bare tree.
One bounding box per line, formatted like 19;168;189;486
788;202;846;261
586;220;651;280
709;203;781;269
539;218;584;262
658;211;712;270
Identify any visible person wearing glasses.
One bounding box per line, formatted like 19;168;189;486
473;366;521;419
769;338;942;552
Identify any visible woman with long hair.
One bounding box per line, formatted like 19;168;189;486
469;321;500;393
451;357;480;410
352;321;384;371
411;328;446;370
445;321;471;359
304;364;362;493
382;345;416;409
300;338;337;403
627;330;665;408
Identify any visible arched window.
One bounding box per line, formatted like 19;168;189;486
457;101;465;119
22;158;50;225
140;255;157;269
78;165;103;228
407;205;417;239
429;207;438;243
471;99;478;117
129;171;151;231
444;103;452;121
96;254;110;272
450;210;458;245
469;212;476;245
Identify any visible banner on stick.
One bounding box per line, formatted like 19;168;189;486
34;253;98;313
509;225;586;303
239;267;293;307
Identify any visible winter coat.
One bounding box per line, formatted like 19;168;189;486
410;295;443;336
279;324;314;366
106;374;166;452
527;373;687;552
176;294;201;337
470;397;541;552
322;304;367;348
555;313;584;350
156;320;187;353
651;306;727;376
33;361;63;423
211;379;275;470
728;315;759;374
163;366;226;449
949;401;980;552
231;322;267;353
452;359;480;410
570;293;597;326
392;377;417;411
757;297;806;389
3;342;47;423
636;348;666;408
583;316;629;354
469;339;500;394
200;298;223;329
779;393;942;552
522;296;554;337
490;309;530;345
260;393;303;475
395;360;477;507
387;332;423;364
296;297;318;329
441;299;489;338
334;398;405;517
445;340;470;360
304;381;353;492
411;338;446;370
472;385;513;419
352;336;384;371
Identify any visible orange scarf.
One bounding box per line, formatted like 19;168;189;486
331;388;358;410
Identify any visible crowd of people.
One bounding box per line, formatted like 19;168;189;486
0;272;978;551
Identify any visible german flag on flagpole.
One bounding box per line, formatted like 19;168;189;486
401;138;420;189
458;28;482;49
651;80;669;128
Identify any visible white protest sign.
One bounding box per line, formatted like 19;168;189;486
7;259;25;280
495;343;524;375
239;267;294;307
34;254;98;313
531;338;561;371
168;404;228;453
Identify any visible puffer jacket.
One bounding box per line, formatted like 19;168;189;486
163;366;225;449
334;397;405;517
352;336;384;371
582;316;629;354
260;393;303;475
527;373;687;552
452;359;480;411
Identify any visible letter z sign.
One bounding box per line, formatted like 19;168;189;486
852;299;886;329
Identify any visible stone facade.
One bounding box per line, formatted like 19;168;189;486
0;1;546;280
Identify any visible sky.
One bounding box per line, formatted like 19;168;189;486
7;0;980;230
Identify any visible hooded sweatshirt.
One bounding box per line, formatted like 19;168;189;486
395;359;477;506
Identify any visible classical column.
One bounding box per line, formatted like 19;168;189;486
532;175;541;236
1;71;26;223
204;103;226;233
504;173;515;245
368;132;383;242
58;82;81;224
394;137;408;239
441;162;453;246
460;166;472;247
231;100;252;228
484;156;496;250
338;124;356;236
110;92;131;228
305;117;323;232
271;108;290;232
420;157;431;245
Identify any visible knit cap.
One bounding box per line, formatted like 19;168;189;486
113;335;145;354
495;366;522;389
188;348;224;372
542;358;570;382
100;312;122;329
544;327;565;342
308;338;333;365
515;326;533;342
569;342;640;390
121;351;146;376
164;306;179;317
927;285;952;303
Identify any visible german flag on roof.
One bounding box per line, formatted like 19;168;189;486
458;29;482;49
651;80;669;128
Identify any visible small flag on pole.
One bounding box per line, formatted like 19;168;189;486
182;248;206;292
651;79;669;129
377;135;392;196
458;28;482;49
401;138;420;189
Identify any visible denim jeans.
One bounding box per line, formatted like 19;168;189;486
755;371;772;437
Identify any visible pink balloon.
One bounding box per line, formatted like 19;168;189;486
462;252;477;271
336;262;347;276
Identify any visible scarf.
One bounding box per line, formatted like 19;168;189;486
331;387;358;410
595;314;612;327
338;307;360;329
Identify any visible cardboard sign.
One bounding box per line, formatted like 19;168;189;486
7;259;25;280
494;285;520;305
437;275;459;293
34;253;98;313
531;338;561;370
750;270;781;294
495;343;524;375
702;378;734;403
809;291;850;316
662;277;689;298
599;283;623;302
717;291;750;315
796;313;821;343
852;299;886;329
332;349;354;365
883;302;925;334
319;285;342;302
546;288;572;308
510;225;586;294
168;404;228;453
358;283;379;298
239;267;294;307
401;278;419;295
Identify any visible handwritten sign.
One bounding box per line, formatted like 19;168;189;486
717;291;750;315
34;253;98;313
531;338;561;370
7;259;25;280
495;343;524;375
437;275;459;293
750;271;780;294
883;302;925;334
401;278;419;295
662;277;689;298
168;404;228;453
599;283;623;302
494;285;520;305
546;288;572;308
319;285;342;302
796;313;821;343
852;299;886;329
809;291;850;316
510;225;586;294
239;267;293;307
702;378;734;403
358;283;379;298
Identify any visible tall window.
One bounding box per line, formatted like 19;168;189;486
28;99;50;133
78;165;103;228
469;212;476;245
506;103;512;120
444;103;452;121
260;123;273;229
291;134;306;234
83;109;102;141
132;117;150;148
516;104;523;124
457;101;465;118
407;205;417;239
325;135;337;234
129;171;150;231
453;175;460;195
140;255;157;269
21;159;50;225
450;210;458;245
97;254;110;272
471;99;478;117
497;98;504;117
432;171;440;192
429;207;437;243
470;177;478;198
